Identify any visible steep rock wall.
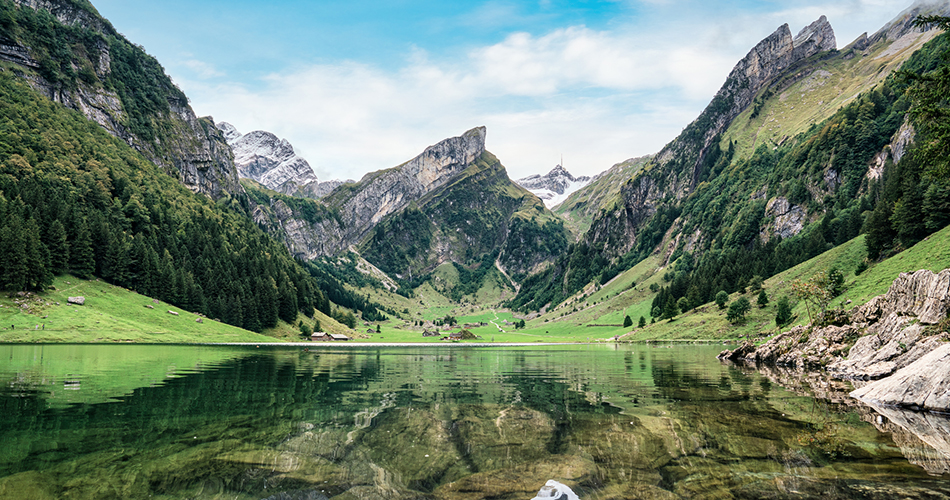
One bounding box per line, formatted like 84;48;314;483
6;0;243;200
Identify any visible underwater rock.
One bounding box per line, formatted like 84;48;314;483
529;480;579;500
263;490;329;500
433;455;596;500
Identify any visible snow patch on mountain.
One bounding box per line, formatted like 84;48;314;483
516;165;592;208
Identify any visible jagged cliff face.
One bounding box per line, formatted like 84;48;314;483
2;0;242;200
578;16;836;258
217;122;342;198
515;165;591;208
248;196;345;260
326;126;488;248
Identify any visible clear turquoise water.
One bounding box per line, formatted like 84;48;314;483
0;343;947;499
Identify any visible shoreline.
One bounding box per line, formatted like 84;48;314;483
0;340;730;347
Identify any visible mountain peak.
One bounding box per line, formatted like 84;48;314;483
402;126;487;190
871;0;950;43
216;122;328;197
516;164;592;208
217;121;242;142
793;15;837;58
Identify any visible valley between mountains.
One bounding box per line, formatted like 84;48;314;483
1;0;950;389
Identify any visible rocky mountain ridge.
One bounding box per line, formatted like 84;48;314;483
326;126;489;248
217;122;345;198
247;126;568;289
515;165;591;208
579;15;838;260
2;0;243;200
510;2;950;315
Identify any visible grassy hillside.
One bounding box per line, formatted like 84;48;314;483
0;276;277;343
554;155;652;237
607;224;950;342
723;28;943;161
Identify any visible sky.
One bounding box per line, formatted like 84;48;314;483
92;0;915;181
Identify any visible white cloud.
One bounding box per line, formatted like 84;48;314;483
183;23;732;180
181;59;224;79
180;0;912;181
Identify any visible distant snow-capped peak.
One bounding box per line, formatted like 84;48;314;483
516;165;592;208
216;122;344;198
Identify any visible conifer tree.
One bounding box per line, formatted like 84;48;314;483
662;296;679;320
69;218;95;279
278;278;298;324
46;219;68;274
775;296;793;327
0;217;27;291
22;217;52;291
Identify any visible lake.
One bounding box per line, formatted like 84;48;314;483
0;343;948;499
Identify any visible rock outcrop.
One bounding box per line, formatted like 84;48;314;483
249;199;345;261
6;0;242;200
217;123;344;199
762;196;806;240
868;0;950;46
516;165;591;208
583;16;837;259
720;269;950;411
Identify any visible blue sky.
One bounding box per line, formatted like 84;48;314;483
93;0;914;181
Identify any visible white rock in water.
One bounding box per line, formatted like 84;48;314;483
530;480;579;500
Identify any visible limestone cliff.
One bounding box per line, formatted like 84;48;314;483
245;126;568;287
359;149;568;281
325;126;488;251
245;190;345;261
3;0;242;200
654;16;835;190
582;17;836;259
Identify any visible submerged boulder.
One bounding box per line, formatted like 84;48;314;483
530;480;579;500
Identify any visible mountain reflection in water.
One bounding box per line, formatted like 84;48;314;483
0;344;948;499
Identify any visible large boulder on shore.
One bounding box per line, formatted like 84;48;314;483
850;344;950;412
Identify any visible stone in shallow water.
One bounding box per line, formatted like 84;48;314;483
530;480;579;500
264;490;329;500
851;344;950;411
433;455;596;500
